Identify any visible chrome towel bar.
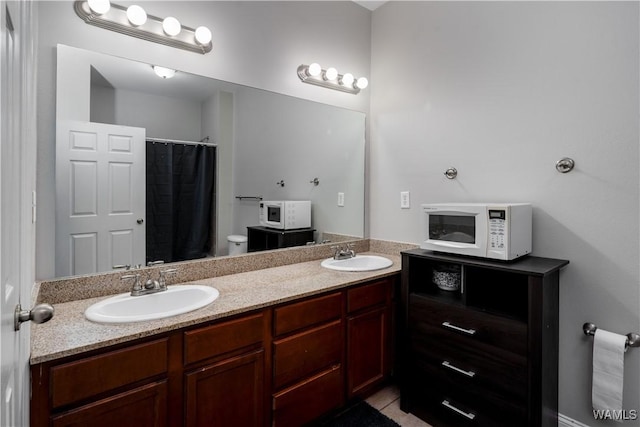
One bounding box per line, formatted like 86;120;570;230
583;322;640;349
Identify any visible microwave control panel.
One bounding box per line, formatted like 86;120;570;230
488;209;506;250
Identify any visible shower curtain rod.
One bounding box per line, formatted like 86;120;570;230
146;137;218;147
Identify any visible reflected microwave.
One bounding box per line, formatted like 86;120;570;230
259;200;311;230
420;203;532;261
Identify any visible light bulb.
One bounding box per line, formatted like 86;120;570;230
307;63;322;77
162;17;181;36
194;26;212;45
126;5;147;26
324;67;338;81
153;66;176;79
356;77;369;89
87;0;110;15
340;73;354;87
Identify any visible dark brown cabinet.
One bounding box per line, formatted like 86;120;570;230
31;274;399;427
346;279;393;398
399;249;568;427
247;226;315;252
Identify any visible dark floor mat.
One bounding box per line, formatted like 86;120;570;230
321;401;401;427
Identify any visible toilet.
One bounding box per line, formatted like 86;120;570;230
227;235;248;256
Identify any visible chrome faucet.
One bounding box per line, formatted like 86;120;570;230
120;261;178;296
331;243;356;260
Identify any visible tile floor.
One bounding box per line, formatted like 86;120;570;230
365;385;432;427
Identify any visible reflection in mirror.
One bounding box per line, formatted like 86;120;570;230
54;45;365;280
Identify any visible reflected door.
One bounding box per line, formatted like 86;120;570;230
56;120;145;277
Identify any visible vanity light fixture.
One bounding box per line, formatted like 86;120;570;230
297;63;368;95
74;0;213;54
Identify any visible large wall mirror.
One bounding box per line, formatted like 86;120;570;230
54;44;365;279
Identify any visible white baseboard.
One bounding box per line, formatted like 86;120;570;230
559;413;592;427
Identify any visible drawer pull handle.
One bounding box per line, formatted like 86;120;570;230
442;361;476;378
441;399;476;420
442;321;476;336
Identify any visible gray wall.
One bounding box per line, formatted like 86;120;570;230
370;2;639;425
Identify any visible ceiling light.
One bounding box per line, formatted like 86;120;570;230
126;5;147;26
162;16;181;37
153;66;176;79
87;0;110;15
194;26;212;46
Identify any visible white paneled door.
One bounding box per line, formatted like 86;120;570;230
1;1;37;425
56;121;146;277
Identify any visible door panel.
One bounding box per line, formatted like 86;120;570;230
56;120;145;276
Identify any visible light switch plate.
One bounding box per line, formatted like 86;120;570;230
338;192;345;207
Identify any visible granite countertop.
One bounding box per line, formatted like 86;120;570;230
30;252;401;365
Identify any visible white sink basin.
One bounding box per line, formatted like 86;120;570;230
320;255;393;272
85;285;219;324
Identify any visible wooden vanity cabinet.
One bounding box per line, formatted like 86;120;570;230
346;278;394;398
399;249;568;427
271;292;344;427
183;312;267;427
31;274;399;427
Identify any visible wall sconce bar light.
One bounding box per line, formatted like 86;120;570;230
297;63;368;95
74;0;213;54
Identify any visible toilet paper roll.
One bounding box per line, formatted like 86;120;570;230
592;329;627;415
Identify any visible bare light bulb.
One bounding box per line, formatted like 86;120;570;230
340;73;354;87
87;0;110;15
162;17;181;36
308;63;322;77
194;26;212;45
126;5;147;26
356;77;369;89
324;67;338;81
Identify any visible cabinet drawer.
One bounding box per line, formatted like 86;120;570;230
409;294;527;356
51;381;167;427
272;364;343;427
184;313;264;365
51;339;169;409
274;292;342;337
407;373;527;427
410;335;527;403
273;320;342;389
347;279;391;313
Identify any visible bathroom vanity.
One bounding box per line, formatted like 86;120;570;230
399;249;569;427
29;253;399;427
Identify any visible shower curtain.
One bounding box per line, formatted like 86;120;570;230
146;142;216;264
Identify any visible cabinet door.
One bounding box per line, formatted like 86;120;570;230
51;381;167;427
347;306;391;398
185;350;264;427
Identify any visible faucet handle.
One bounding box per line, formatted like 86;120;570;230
121;273;142;291
113;264;131;270
147;260;165;267
159;268;178;289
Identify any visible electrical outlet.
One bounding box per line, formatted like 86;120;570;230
400;191;410;209
338;192;345;207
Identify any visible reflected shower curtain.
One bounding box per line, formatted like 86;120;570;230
146;142;216;264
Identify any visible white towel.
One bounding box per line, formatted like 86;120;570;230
592;329;627;417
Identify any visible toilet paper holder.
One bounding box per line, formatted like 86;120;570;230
583;322;640;349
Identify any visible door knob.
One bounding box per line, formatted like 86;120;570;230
14;303;54;331
137;218;144;224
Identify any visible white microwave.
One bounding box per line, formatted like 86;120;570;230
259;200;311;230
420;203;532;261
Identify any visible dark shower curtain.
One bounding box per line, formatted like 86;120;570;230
146;142;216;264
